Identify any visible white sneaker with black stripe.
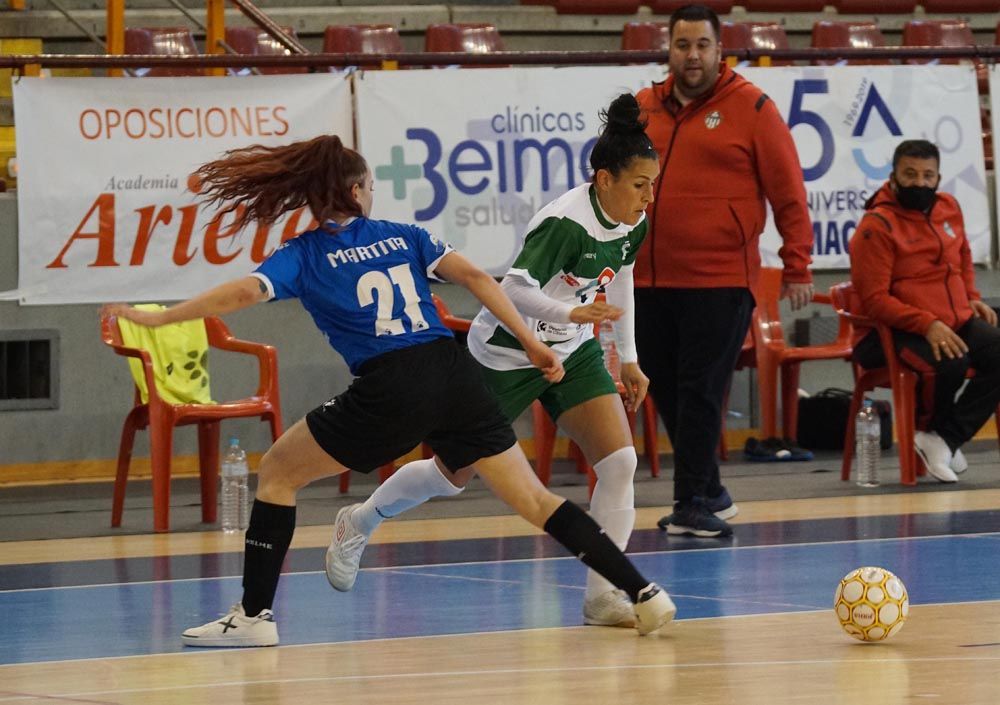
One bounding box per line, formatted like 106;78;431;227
181;603;278;647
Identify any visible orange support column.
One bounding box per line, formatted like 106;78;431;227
106;0;125;77
205;0;225;77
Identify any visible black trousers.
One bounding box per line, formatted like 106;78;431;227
854;317;1000;451
635;287;755;504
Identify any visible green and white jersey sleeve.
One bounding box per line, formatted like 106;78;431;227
469;183;647;371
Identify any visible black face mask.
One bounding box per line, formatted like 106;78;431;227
895;185;937;212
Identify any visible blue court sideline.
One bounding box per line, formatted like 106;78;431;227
2;513;999;665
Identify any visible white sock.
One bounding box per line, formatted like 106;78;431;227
351;458;464;536
585;446;637;601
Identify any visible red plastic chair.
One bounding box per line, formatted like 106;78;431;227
752;268;854;442
124;27;202;77
646;0;734;13
833;0;916;11
225;26;307;75
101;314;283;532
323;24;404;68
742;0;826;9
810;21;888;65
721;22;792;66
425;23;505;54
832;283;1000;485
554;0;641;14
902;20;986;93
621;21;670;51
923;0;998;10
830;283;925;485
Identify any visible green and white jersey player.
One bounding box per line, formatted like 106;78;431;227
326;93;661;630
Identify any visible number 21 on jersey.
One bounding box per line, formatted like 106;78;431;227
356;263;429;336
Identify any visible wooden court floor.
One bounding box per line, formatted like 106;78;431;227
2;492;999;705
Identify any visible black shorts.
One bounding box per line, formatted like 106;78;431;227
305;337;517;473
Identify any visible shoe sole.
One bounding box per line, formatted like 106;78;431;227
181;635;278;648
914;445;958;483
584;616;636;628
713;503;739;520
666;523;733;538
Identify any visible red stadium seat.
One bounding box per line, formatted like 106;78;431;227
742;0;826;10
833;0;916;12
810;21;888;65
621;21;670;50
902;19;986;93
554;0;640;14
721;21;791;66
225;26;307;75
424;23;505;53
646;0;734;13
922;0;999;10
323;25;404;70
124;27;202;77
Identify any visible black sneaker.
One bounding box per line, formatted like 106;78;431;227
657;498;733;537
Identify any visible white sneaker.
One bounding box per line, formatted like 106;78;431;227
633;583;676;636
326;503;369;592
583;589;636;628
914;431;958;483
181;604;278;647
951;448;968;474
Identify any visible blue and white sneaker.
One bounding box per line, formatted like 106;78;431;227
706;486;739;520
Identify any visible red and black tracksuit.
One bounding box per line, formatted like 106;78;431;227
850;182;1000;450
635;65;813;504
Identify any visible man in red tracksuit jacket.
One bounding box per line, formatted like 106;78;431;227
635;4;813;538
850;139;1000;484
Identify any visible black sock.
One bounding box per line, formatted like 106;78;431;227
241;499;296;617
543;500;649;602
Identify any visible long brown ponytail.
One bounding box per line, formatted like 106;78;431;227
194;134;368;231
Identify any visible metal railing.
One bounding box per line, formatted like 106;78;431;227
0;45;998;72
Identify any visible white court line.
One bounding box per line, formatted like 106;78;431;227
1;531;998;594
2;653;1000;702
0;599;995;671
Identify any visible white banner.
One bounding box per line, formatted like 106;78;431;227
355;66;666;275
13;75;353;305
357;64;987;274
743;65;989;269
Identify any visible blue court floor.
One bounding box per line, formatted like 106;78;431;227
3;511;1000;665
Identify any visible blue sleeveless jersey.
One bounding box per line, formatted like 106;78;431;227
252;218;454;374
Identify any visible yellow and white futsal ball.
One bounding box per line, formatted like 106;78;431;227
834;566;909;642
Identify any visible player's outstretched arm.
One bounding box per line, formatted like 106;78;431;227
101;276;269;328
434;252;564;382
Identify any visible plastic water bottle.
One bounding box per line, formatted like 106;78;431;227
598;319;620;375
221;437;250;533
855;399;881;488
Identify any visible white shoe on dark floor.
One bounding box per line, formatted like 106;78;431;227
914;431;958;483
951;448;968;474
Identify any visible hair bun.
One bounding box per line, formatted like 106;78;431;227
603;93;646;135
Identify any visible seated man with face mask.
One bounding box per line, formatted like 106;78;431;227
849;139;1000;483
